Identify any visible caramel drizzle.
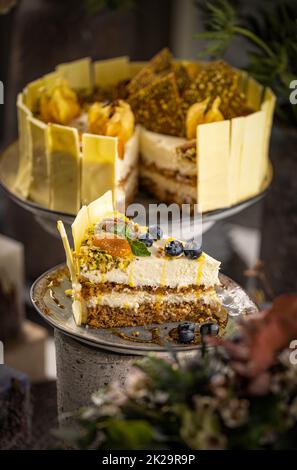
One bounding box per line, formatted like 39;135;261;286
195;253;205;298
128;262;134;287
156;258;168;310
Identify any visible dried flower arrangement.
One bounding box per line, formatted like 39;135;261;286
56;295;297;449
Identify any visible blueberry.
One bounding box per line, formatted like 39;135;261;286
138;232;154;247
178;329;195;344
148;225;163;240
199;322;219;337
184;240;202;260
178;322;196;332
165;240;184;257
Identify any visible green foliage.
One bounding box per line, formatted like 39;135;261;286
195;0;297;126
103;420;154;450
56;349;297;450
195;0;240;58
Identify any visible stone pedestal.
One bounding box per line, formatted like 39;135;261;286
55;330;138;421
54;329;196;422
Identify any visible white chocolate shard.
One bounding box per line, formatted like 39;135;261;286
27;116;50;207
128;61;147;78
197;121;230;212
94;56;130;87
57;221;77;283
238;110;266;201
81;133;117;206
25;78;45;112
229;116;245;206
71;205;89;253
246;76;263;111
87;190;114;225
56;57;92;89
14;94;32;198
260;88;276;186
47;123;81;214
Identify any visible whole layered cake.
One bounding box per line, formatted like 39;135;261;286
58;192;223;329
15;49;275;214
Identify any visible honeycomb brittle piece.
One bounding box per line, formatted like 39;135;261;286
182;60;252;119
173;62;192;95
129;72;185;137
128;48;172;96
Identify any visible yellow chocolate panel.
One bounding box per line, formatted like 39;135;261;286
260;88;276;187
57;221;77;284
81;133;117;206
47;123;81;214
25;72;62;112
88;190;114;225
72;205;89;253
57;219;87;325
14;94;32;198
42;71;61;86
229;116;245;206
246;77;263;111
129;61;147;78
197;121;230;212
28;116;50;207
238;70;248;94
238;110;266;201
94;56;130;87
25;78;45;113
56;57;91;89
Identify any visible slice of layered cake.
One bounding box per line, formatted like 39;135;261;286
58;192;222;328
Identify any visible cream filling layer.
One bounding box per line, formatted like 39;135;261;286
86;290;219;310
120;166;138;201
80;247;220;289
140;127;196;176
140;166;197;201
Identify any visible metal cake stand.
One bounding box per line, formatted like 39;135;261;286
30;264;258;418
0;141;273;238
31;264;257;355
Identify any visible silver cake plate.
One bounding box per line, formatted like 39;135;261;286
30;264;258;355
0;141;272;238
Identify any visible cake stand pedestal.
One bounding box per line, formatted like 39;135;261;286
31;265;257;423
54;329;196;422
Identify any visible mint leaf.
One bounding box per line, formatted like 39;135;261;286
129;239;151;257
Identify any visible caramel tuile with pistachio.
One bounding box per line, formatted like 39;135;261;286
127;48;173;96
129;73;185;137
182;60;252;119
